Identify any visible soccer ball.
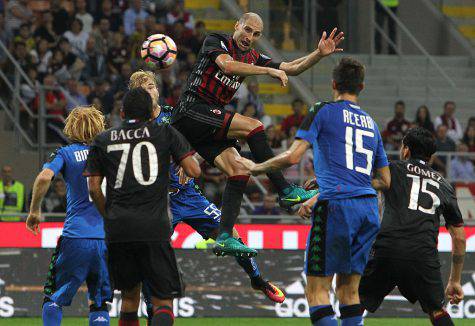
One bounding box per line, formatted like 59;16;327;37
141;34;177;69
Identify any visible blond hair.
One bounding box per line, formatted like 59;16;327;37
63;106;105;144
129;70;157;89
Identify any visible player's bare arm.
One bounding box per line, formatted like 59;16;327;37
88;175;106;217
371;166;391;191
279;28;344;76
239;139;310;175
446;224;466;304
178;156;201;179
215;54;288;87
27;168;55;235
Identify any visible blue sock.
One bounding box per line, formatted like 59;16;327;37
340;304;364;326
42;300;62;326
89;310;110;326
235;239;260;278
309;305;337;326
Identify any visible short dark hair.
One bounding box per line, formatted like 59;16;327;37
444;101;455;108
122;88;153;121
402;127;436;161
292;98;304;106
332;57;365;95
395;100;405;108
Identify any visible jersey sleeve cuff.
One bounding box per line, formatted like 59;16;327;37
265;61;281;69
177;151;195;162
446;222;464;228
83;172;103;177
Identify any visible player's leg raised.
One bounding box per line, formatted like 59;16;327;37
227;113;318;209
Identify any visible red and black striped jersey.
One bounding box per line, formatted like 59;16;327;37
176;33;281;114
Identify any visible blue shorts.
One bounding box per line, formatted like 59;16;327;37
305;196;380;276
44;237;111;307
170;186;221;239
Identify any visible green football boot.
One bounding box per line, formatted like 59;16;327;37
278;184;319;209
213;232;258;257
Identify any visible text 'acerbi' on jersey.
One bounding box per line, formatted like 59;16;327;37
295;100;389;201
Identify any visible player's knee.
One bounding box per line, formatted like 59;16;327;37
336;285;359;304
121;285;141;308
223;157;250;177
246;119;263;136
305;281;331;305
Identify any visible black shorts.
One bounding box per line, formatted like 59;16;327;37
172;102;240;165
359;256;445;314
107;241;184;299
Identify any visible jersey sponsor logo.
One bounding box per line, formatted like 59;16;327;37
213;70;241;90
73;149;89;162
343;109;374;129
110;127;151;142
211;109;221;115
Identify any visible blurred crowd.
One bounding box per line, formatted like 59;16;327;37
381;100;475;180
0;1;473;222
0;0;312;220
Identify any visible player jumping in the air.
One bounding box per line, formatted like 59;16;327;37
172;12;344;257
86;88;200;326
128;71;286;311
239;58;391;326
359;127;466;326
26;107;111;326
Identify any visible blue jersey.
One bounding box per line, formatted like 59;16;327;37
43;144;104;238
155;106;196;191
296;100;388;200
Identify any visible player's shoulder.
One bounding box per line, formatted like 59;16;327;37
92;128;113;145
205;32;230;44
309;101;332;113
47;145;67;162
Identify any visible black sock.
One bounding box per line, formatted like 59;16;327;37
235;239;261;278
119;311;138;326
431;310;454;326
246;126;290;195
152;306;174;326
219;175;249;234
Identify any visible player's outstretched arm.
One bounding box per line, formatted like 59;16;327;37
179;156;201;179
279;28;344;76
371;166;391;191
239;139;310;175
27;169;55;235
215;54;288;87
88;175;106;217
446;224;466;304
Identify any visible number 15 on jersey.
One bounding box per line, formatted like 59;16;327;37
345;126;374;175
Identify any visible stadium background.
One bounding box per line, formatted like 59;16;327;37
0;0;474;323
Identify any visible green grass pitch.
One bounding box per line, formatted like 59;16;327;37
0;318;473;325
